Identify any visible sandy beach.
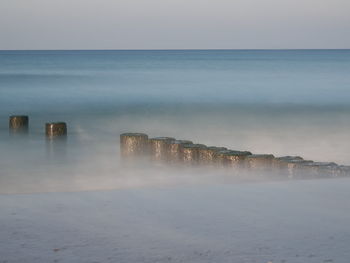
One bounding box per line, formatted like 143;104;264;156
1;177;350;263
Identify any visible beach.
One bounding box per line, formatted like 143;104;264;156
1;178;350;263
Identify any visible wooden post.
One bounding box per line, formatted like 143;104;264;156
168;140;193;163
284;159;314;178
120;133;149;159
198;146;227;165
245;154;275;173
148;137;176;162
9;115;28;133
182;144;206;165
273;156;304;177
46;122;67;138
218;150;252;168
300;162;338;178
338;165;350;177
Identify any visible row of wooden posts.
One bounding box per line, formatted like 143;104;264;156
8;116;350;179
9;115;67;138
120;133;350;179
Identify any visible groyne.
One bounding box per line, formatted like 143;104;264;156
120;132;350;179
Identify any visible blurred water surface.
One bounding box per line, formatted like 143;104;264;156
1;50;350;193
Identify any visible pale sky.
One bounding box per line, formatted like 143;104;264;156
1;0;350;50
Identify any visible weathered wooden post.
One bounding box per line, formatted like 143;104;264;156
46;122;67;138
120;133;149;159
218;150;252;168
273;156;304;177
284;159;314;178
9;115;29;133
245;154;275;174
148;137;175;162
182;144;207;165
274;156;303;165
317;162;339;177
338;165;350;177
198;146;227;166
300;162;338;178
168;140;193;163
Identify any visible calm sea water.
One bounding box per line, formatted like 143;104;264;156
1;50;350;193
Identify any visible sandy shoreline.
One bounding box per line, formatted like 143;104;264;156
1;166;339;195
1;178;350;262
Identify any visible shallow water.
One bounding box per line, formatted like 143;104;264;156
1;179;350;262
1;50;350;193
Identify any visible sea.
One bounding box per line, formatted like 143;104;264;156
1;49;350;193
1;50;350;262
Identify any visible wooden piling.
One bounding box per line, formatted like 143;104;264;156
245;154;275;172
338;165;350;177
182;144;207;165
9;115;28;133
168;140;193;163
148;137;176;162
300;162;339;178
198;146;227;165
284;159;314;178
218;150;252;168
46;122;67;138
273;156;304;176
274;156;303;165
120;133;149;158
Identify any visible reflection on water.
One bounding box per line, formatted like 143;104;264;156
45;136;67;161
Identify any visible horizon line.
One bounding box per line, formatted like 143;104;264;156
1;48;350;52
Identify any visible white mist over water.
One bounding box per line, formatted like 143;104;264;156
1;50;350;263
1;50;350;193
1;104;350;194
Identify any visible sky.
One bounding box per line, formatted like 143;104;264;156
0;0;350;50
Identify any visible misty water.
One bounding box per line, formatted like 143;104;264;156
1;50;350;193
2;50;350;263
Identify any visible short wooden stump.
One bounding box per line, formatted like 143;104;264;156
148;137;176;162
182;144;207;165
245;154;275;172
120;133;149;158
218;150;252;168
9;115;29;133
300;162;339;178
198;146;227;165
273;156;304;176
284;160;314;178
168;140;193;163
338;165;350;177
46;122;67;138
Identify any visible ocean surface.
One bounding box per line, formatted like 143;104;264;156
1;50;350;262
1;49;350;193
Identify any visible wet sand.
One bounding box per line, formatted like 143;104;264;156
1;178;350;263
